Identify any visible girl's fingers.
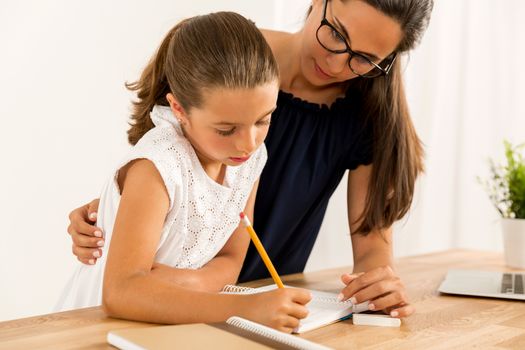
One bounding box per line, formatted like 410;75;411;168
290;289;313;305
279;316;300;333
288;303;310;320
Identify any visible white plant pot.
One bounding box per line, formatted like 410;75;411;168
501;217;525;269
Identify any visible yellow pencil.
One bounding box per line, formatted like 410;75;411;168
239;212;285;289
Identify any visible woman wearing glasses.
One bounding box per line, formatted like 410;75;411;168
67;0;433;318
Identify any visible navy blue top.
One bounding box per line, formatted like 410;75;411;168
238;89;373;282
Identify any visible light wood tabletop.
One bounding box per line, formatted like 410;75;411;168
1;250;525;349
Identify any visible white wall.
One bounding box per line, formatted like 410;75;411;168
0;0;276;322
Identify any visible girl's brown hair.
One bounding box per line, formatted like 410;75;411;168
126;12;279;145
311;0;433;235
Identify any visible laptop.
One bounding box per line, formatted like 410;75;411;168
438;269;525;300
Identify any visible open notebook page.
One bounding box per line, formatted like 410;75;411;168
221;284;369;333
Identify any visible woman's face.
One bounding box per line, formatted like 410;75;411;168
300;0;402;86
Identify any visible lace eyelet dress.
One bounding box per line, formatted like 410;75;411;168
56;105;267;311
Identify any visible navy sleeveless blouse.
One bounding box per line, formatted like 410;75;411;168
238;88;373;282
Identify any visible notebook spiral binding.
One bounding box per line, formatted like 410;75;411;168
221;285;254;293
221;285;352;305
226;316;332;350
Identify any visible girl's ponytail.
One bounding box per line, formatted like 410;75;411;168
125;21;187;145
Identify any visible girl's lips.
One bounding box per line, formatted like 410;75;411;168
230;156;250;163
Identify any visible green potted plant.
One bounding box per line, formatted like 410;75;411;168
480;140;525;268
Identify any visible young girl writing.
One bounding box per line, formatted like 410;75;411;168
57;12;311;333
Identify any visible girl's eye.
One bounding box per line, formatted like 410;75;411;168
256;119;271;126
216;127;236;136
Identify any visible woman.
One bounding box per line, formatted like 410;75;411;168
67;0;433;318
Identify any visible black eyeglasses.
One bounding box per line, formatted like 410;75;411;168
316;0;397;78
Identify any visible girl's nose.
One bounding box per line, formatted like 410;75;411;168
237;127;257;154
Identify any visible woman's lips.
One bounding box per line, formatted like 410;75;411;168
314;62;333;79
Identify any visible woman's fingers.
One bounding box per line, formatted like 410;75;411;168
70;229;104;248
67;202;104;247
340;272;365;285
340;266;395;300
77;256;96;265
72;244;103;261
338;266;413;317
87;199;100;222
389;303;415;318
349;277;404;305
367;290;407;312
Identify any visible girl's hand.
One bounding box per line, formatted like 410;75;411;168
339;266;414;318
67;199;104;265
240;288;311;333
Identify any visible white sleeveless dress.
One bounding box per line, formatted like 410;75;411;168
55;105;267;311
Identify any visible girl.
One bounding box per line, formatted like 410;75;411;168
68;0;434;318
57;12;311;333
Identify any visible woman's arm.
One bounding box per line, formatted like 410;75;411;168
341;164;414;317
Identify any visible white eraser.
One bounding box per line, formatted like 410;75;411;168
352;313;401;327
352;301;370;314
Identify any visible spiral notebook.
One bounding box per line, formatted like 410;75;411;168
107;316;331;350
221;284;369;333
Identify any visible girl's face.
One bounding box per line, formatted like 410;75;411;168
168;81;279;167
300;0;402;86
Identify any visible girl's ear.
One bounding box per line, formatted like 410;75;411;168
166;93;189;125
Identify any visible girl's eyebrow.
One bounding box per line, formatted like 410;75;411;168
213;106;276;126
333;16;381;61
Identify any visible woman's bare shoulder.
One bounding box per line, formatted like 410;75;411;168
260;29;293;49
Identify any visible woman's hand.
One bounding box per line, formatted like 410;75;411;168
338;266;414;318
67;199;104;265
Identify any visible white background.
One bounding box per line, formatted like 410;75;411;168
1;0;524;322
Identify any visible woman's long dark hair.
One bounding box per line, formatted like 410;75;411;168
351;0;432;234
312;0;433;234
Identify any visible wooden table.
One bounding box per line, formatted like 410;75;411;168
1;250;525;349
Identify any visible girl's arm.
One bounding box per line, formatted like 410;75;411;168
149;181;259;291
340;164;414;317
102;162;310;330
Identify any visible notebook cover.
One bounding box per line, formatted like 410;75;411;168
107;323;299;350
